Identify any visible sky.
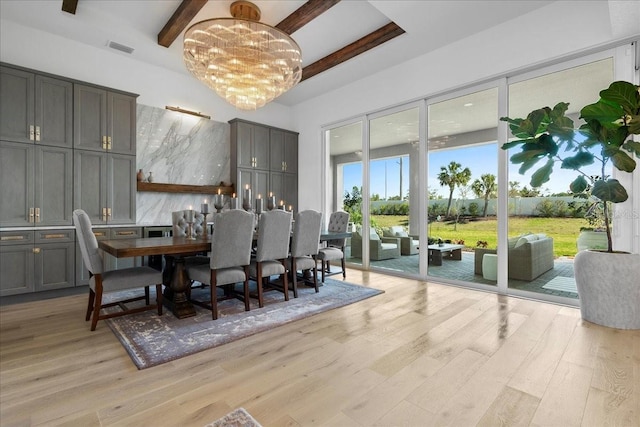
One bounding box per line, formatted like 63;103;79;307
342;143;608;200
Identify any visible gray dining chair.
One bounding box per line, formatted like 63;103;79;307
73;209;163;331
290;210;323;295
317;210;350;282
250;209;293;307
185;209;254;319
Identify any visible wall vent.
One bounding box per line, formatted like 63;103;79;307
107;41;135;54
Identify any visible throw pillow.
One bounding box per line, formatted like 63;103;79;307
395;231;409;237
514;234;538;248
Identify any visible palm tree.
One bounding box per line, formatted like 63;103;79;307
472;173;497;217
437;161;471;217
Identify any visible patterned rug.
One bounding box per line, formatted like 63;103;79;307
106;278;383;369
542;276;578;293
205;407;262;427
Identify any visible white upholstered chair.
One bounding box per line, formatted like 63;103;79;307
185;210;255;319
316;211;350;282
250;209;293;307
290;210;323;295
73;209;163;331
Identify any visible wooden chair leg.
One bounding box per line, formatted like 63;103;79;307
291;259;298;298
313;263;319;293
155;284;163;315
86;288;95;321
281;259;289;301
145;286;150;305
91;281;103;331
257;263;264;308
243;266;250;311
210;270;218;320
341;257;346;279
321;260;326;283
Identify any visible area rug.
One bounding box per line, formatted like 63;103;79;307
542;276;578;293
204;407;262;427
106;278;383;369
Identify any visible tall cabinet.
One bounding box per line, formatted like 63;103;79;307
0;62;138;296
230;119;298;211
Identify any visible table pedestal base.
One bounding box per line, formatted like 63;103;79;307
162;255;196;318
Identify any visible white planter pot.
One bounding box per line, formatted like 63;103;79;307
574;250;640;329
576;230;608;252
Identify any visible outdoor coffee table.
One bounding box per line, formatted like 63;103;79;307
427;243;465;266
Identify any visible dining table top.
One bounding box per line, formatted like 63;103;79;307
98;230;352;258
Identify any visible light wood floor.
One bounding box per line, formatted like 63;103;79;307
1;270;638;427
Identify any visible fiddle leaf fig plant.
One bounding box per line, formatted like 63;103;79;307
500;81;640;252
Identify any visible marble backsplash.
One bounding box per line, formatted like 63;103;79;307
136;104;231;225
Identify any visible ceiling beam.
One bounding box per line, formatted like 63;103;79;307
61;0;78;14
276;0;340;35
301;22;405;82
158;0;208;48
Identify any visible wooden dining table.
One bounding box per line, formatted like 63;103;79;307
98;229;352;319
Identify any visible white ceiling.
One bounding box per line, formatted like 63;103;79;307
0;0;556;107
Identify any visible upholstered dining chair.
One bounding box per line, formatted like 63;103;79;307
250;209;293;307
185;209;255;319
73;209;163;331
290;210;323;295
317;210;350;282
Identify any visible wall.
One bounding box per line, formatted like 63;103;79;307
136;104;230;226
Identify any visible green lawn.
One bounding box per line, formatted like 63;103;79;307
371;215;590;257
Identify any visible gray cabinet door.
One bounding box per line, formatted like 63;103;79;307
253;124;269;170
235;121;253;169
33;229;75;291
74;150;108;225
74;84;107;152
283;131;298;174
35;146;73;226
0;244;35;296
0;141;34;227
108;154;136;224
270;129;285;172
239;168;269;205
0;66;34;144
270;172;298;211
35;75;73;148
108;92;136;155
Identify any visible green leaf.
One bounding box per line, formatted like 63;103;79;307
623;140;640;157
530;159;554;187
599;81;640;112
569;175;588;193
581;101;624;128
510;148;545;164
538;133;559;156
501;140;526;150
518;157;541;175
527;108;549;136
561;151;594;170
628;114;640;134
610;149;636;172
591;179;628;203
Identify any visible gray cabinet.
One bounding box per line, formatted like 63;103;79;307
269;129;298;175
1;229;75;296
230;119;298;211
74;150;136;225
74;84;136;155
0;66;73;147
75;227;142;286
0;141;73;227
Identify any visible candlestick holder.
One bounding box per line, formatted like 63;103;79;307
201;212;209;238
214;194;225;213
186;220;196;240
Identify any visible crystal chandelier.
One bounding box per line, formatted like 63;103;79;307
183;1;302;110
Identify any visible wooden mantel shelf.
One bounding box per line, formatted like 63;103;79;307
137;182;235;195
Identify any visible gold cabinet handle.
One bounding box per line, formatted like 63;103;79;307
30;125;35;141
116;231;135;236
107;208;112;219
35;207;41;223
33;247;41;254
1;235;26;241
107;136;112;150
94;231;107;237
43;234;65;239
102;208;107;222
35;126;41;141
29;207;35;223
102;136;107;150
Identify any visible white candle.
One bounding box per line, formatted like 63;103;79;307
278;200;285;210
185;208;194;222
201;199;209;214
243;185;252;210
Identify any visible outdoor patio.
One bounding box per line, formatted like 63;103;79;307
346;248;578;300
